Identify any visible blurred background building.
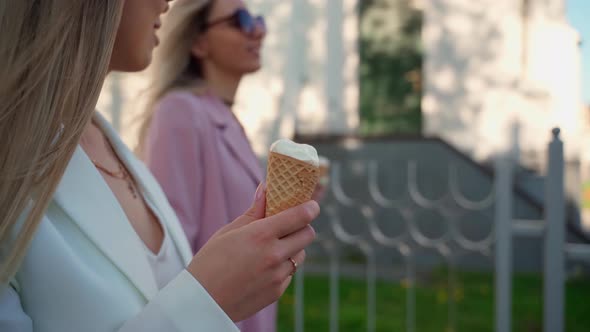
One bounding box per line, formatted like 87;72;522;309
98;0;585;160
98;0;588;230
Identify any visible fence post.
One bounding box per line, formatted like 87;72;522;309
295;264;305;332
406;255;415;332
329;243;340;332
494;135;517;332
544;128;565;332
366;246;376;332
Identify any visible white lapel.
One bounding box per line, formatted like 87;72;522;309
52;144;159;300
93;113;193;264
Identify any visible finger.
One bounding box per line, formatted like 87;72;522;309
276;250;307;297
277;225;316;259
243;182;267;219
261;200;320;238
275;249;305;298
287;250;306;276
275;250;306;283
223;182;266;233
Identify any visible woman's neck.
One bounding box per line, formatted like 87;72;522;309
202;65;242;106
80;119;102;152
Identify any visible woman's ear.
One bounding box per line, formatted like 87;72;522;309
191;35;209;59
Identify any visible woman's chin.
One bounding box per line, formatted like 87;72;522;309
243;62;262;74
110;54;152;73
127;54;153;73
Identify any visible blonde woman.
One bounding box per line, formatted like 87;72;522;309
0;1;318;331
136;0;275;330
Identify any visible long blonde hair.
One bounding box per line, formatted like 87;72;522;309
0;1;123;283
136;0;213;156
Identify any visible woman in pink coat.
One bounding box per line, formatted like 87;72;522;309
137;0;274;331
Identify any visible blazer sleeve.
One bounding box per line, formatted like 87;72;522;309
0;271;238;332
0;283;33;332
118;270;238;331
143;95;205;254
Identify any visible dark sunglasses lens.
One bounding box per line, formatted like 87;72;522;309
236;9;255;33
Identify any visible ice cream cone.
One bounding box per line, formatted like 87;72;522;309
265;151;319;217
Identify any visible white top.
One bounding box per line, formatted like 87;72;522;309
143;195;185;289
269;138;319;166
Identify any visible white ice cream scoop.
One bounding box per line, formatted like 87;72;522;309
270;138;319;167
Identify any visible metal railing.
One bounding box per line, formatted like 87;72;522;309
292;128;590;332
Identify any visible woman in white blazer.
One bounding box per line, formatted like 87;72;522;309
0;0;318;331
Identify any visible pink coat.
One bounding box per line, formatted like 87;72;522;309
143;90;276;332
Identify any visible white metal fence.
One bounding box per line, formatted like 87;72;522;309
292;128;590;332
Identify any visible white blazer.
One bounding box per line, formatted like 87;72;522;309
0;113;239;332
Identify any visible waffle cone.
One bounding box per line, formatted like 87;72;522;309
265;152;319;217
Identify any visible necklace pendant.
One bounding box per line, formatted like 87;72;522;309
128;181;138;199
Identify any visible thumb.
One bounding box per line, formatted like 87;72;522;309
244;182;267;220
223;182;266;233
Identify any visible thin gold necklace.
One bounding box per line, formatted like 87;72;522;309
90;125;138;199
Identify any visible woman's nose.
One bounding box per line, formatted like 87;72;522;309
251;17;266;39
162;0;172;14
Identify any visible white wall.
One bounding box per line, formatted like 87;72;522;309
421;0;584;164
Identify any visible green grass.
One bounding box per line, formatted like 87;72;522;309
277;270;590;332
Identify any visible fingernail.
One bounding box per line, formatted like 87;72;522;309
305;200;320;215
255;182;266;202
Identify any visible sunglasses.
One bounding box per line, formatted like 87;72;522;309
204;8;266;35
